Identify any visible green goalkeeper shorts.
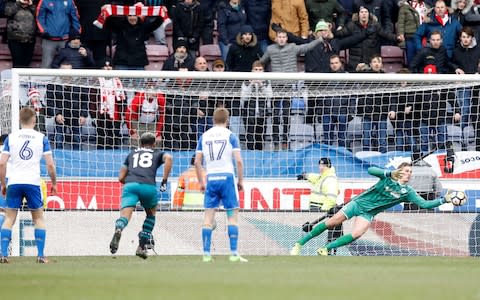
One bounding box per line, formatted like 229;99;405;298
341;201;375;222
121;182;158;209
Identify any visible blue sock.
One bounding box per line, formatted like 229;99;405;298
0;214;4;254
202;227;212;255
1;228;12;257
228;225;238;255
35;228;46;257
115;217;128;231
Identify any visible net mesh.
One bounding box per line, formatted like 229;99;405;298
3;70;479;256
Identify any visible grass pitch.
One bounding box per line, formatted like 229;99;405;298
0;256;479;300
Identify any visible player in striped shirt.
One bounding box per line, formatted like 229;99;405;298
0;107;57;263
290;162;451;256
194;107;247;262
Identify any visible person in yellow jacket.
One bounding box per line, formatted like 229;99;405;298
296;157;343;255
173;156;206;210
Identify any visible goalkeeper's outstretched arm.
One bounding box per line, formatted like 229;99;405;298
406;190;445;209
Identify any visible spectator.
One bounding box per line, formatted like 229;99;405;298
410;30;450;73
212;59;226;72
305;0;347;32
50;32;96;69
269;0;309;42
463;0;480;38
335;6;403;71
353;0;391;32
415;87;460;153
217;0;247;61
147;0;173;46
390;68;416;152
414;0;462;58
197;0;216;45
194;56;209;71
302;20;369;73
451;0;468;25
24;87;46;135
398;0;427;65
450;27;480;145
36;0;81;68
4;0;36;68
240;61;272;150
225;25;263;72
171;0;205;56
242;0;271;53
318;55;356;148
89;58;127;149
356;54;395;153
162;39;195;71
106;13;164;70
45;62;89;150
125;81;166;148
163;68;197;150
260;29;322;72
76;0;110;68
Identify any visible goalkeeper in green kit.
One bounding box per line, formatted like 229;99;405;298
290;162;453;256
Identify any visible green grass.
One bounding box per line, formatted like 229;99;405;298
0;256;479;300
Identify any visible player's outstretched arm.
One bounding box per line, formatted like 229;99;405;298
367;167;391;179
406;189;445;209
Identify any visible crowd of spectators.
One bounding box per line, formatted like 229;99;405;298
2;0;480;154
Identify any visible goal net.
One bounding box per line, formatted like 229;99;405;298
3;68;480;257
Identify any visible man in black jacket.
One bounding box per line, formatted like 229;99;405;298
45;62;90;150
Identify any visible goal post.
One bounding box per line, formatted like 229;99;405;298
4;68;480;257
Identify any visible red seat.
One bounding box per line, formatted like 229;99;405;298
0;43;10;60
199;44;221;61
381;45;405;73
146;44;169;62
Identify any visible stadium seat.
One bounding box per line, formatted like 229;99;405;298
145;61;164;71
381;46;405;73
0;43;10;60
146;44;169;60
199;44;221;65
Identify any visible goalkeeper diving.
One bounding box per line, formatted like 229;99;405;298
290;162;456;256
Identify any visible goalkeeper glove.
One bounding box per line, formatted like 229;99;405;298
160;179;168;192
390;169;402;181
443;189;452;203
297;173;307;180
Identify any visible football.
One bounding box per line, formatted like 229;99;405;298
448;190;467;206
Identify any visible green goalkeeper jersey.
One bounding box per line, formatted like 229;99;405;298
352;167;444;215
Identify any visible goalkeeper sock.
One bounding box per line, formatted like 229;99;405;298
1;228;11;257
35;228;46;257
325;233;355;251
202;227;213;255
142;215;155;234
228;225;238;255
298;222;327;246
115;216;128;231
